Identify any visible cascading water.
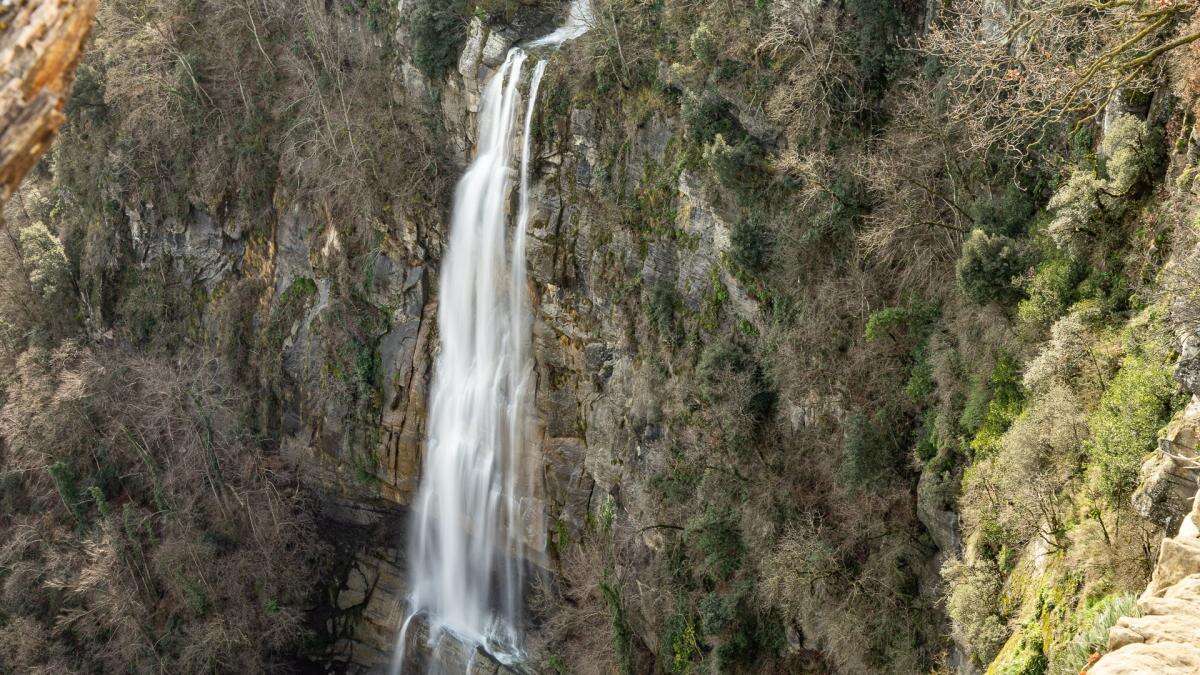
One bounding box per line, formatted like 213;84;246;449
391;3;591;673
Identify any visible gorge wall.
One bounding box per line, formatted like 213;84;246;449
3;1;1200;674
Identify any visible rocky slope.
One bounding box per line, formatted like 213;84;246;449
1092;485;1200;674
4;0;1200;673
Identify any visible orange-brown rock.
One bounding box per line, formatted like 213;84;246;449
1090;478;1200;674
0;0;98;202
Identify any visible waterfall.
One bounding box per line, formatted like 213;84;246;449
391;3;589;673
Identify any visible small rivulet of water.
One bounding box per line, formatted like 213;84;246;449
391;3;592;673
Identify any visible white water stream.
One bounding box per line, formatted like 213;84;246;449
391;3;591;673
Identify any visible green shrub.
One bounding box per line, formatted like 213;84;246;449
969;354;1026;456
647;279;681;343
1046;171;1106;254
865;307;909;342
992;620;1047;675
913;412;939;463
1078;265;1133;317
1099;113;1154;195
695;578;785;670
473;0;563;23
1017;256;1085;335
905;349;934;403
699;591;736;634
943;556;1008;665
546;655;568;674
1069;123;1098;162
88;485;110;519
18;222;72;303
963;384;1086;556
705;134;765;193
686;507;744;582
696;339;775;423
48;461;84;524
1047;114;1155;254
651;462;701;504
0;220;79;348
730;215;772;273
661;611;701;673
864;300;938;344
1048;593;1138;675
410;0;470;80
682;90;737;145
845;0;905;106
697;339;749;401
970;183;1039;238
715;606;784;670
116;260;206;350
959;374;991;435
841;408;907;486
1022;306;1103;393
351;0;397;32
1087;336;1180;503
65;62;108;123
956;229;1030;306
689;22;718;66
601;579;636;675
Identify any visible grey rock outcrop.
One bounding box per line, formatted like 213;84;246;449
1175;328;1200;396
1132;397;1200;533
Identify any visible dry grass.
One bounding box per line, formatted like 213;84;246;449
0;344;328;671
528;542;623;674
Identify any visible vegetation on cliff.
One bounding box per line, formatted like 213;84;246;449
0;0;451;668
2;0;1200;672
518;0;1200;672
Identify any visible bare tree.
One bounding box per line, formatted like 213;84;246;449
926;0;1200;155
760;0;863;144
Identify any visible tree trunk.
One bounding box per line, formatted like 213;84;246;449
0;0;98;204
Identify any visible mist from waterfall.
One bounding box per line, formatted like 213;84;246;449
391;3;589;672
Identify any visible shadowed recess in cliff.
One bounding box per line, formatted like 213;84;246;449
391;2;591;672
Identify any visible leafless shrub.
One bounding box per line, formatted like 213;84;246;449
0;615;76;674
528;542;620;675
761;507;932;674
853;108;972;292
925;0;1199;156
0;343;327;670
1164;213;1200;331
761;0;862;145
1066;504;1162;598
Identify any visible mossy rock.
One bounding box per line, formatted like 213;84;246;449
987;622;1047;675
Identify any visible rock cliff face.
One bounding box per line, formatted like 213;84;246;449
1091;487;1200;674
1132;399;1200;533
12;0;1200;672
318;8;616;668
313;5;788;666
1090;345;1200;674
